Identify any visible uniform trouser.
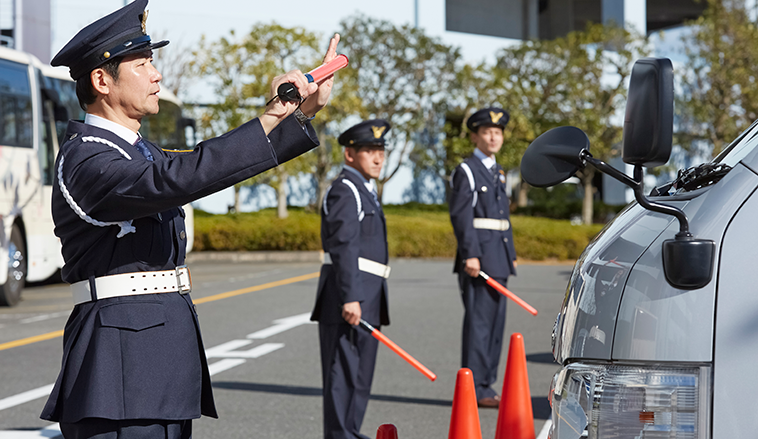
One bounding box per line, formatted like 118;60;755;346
459;274;508;400
319;322;379;439
59;418;191;439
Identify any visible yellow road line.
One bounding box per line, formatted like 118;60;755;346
0;271;320;351
0;330;64;352
193;272;320;304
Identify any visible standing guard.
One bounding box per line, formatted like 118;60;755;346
448;107;517;408
311;120;391;439
40;1;339;437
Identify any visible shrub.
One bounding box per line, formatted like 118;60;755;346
193;205;605;260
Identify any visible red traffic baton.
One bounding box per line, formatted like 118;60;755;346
479;271;538;316
276;54;349;102
359;319;437;381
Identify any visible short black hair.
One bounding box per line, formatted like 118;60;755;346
75;57;122;111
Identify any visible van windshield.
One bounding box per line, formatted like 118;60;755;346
714;120;758;167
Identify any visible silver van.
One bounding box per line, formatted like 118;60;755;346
521;57;754;438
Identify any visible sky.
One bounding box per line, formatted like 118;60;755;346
48;0;522;212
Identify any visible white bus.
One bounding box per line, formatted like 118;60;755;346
0;46;195;306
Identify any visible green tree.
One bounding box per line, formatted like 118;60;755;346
493;23;647;224
678;0;758;156
338;14;461;201
191;24;322;217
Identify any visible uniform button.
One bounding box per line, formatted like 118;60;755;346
504;238;509;243
500;210;504;214
180;230;186;240
497;196;501;200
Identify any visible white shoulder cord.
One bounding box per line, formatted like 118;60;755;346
340;179;365;221
322;185;333;215
451;163;477;207
57;136;136;238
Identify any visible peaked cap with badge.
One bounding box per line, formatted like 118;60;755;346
338;119;391;147
51;0;168;80
466;107;509;132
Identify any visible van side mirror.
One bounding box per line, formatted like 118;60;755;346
622;58;674;168
520;126;589;187
662;237;715;290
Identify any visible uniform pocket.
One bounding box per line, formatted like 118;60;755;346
98;301;166;331
361;210;376;235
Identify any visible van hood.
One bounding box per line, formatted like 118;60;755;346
554;163;758;364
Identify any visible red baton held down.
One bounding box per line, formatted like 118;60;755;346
305;54;349;83
359;320;437;382
479;271;538;316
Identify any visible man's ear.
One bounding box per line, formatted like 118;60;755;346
344;147;354;164
90;68;111;96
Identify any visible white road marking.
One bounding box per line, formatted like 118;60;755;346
0;422;61;438
0;384;54;411
246;312;313;339
205;339;253;357
537;418;552;439
208;359;247;376
19;312;70;325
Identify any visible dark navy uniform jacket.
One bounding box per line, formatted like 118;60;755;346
311;167;389;327
449;155;517;278
41;115;318;423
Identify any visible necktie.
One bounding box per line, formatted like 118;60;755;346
133;138;154;161
489;165;499;182
371;188;380;207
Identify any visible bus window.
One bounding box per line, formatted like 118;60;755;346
41;74;84;145
0;58;33;148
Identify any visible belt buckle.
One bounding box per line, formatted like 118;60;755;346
176;265;192;294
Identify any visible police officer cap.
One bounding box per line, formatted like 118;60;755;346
338;119;391;147
51;0;168;80
466;107;509;132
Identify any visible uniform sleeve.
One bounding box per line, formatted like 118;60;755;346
61;116;317;222
323;181;363;305
449;165;482;260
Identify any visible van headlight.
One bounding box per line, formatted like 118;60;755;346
549;363;711;439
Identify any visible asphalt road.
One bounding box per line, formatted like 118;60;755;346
0;258;572;438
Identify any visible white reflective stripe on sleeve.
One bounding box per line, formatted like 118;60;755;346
58;136;136;238
341;179;364;221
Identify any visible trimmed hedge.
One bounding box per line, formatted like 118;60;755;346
193;206;604;261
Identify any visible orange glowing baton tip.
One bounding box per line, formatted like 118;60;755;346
479;271;538;316
359;319;437;382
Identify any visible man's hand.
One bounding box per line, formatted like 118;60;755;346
259;70;317;134
342;301;361;326
464;258;481;278
299;33;340;118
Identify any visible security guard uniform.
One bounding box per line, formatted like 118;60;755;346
40;1;320;436
311;120;391;439
449;108;517;402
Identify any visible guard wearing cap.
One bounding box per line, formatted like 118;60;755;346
40;1;340;437
448;107;517;408
311;119;391;439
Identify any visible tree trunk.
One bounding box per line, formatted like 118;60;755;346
277;171;289;219
517;179;529;208
233;185;241;214
376;180;384;205
582;171;594;225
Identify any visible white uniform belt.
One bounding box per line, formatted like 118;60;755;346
70;266;192;306
473;218;510;231
322;253;391;279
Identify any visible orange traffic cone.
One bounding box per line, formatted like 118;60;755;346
494;333;535;439
376;424;398;439
448;368;483;439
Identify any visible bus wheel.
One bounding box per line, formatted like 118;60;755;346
0;225;26;306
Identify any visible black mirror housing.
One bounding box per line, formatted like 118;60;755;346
662;237;715;290
520;126;589;187
622;58;674;168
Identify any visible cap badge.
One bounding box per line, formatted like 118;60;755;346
490;111;503;123
371;126;386;139
140;10;149;35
